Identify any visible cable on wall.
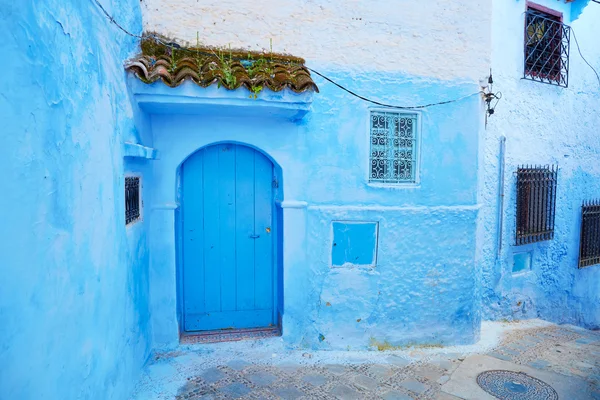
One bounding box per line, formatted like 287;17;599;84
305;68;482;109
571;28;600;87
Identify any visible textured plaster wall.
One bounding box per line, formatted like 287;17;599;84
139;67;483;349
141;0;491;80
0;1;152;399
480;0;600;328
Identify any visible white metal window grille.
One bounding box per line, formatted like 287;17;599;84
369;111;418;184
125;176;141;225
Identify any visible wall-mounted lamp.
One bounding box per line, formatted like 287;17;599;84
482;70;502;126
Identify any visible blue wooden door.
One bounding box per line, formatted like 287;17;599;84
182;144;274;331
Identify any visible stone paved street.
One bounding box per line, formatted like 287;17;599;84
131;321;600;399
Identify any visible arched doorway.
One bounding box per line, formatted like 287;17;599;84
180;143;280;332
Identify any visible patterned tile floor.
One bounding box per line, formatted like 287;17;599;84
131;321;600;399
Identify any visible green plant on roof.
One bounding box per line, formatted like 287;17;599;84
213;46;237;89
249;85;263;99
169;47;177;74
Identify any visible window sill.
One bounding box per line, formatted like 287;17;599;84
126;217;143;230
366;182;421;190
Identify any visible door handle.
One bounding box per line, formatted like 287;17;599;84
249;234;260;239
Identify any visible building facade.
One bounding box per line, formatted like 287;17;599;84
134;0;491;350
480;0;600;328
1;0;599;399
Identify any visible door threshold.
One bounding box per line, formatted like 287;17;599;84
180;326;281;345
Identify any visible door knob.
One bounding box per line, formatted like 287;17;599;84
249;234;260;239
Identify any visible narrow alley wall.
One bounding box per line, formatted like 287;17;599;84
0;1;151;399
481;0;600;328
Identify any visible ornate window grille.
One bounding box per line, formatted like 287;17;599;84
369;111;419;184
524;8;571;87
579;200;600;268
515;165;557;245
125;176;141;225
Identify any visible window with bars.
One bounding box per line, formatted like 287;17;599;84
125;176;141;225
369;111;419;184
579;200;600;268
524;7;571;87
515;165;557;245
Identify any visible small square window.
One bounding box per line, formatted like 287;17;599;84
125;176;141;225
515;165;557;245
524;7;571;87
369;111;419;184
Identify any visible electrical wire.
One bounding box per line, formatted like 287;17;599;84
92;0;144;39
306;68;482;109
571;28;600;88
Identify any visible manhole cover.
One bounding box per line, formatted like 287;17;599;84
476;370;558;400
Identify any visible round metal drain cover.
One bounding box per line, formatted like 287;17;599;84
476;370;558;400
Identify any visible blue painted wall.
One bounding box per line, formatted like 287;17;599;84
134;67;483;349
0;1;152;399
480;0;600;329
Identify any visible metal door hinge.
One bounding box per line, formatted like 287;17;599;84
272;178;279;188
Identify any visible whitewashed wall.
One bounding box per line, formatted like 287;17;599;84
141;0;491;80
480;0;600;327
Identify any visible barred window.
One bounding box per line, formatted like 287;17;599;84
125;176;141;225
524;7;571;87
369;111;419;184
515;165;557;245
579;200;600;268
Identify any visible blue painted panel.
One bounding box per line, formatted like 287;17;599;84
219;145;237;312
182;144;274;331
235;146;257;312
254;151;274;311
182;151;205;319
202;146;222;313
331;221;379;267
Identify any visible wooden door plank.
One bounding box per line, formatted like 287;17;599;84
219;144;237;312
253;151;274;312
235;146;256;312
202;145;221;313
182;150;205;321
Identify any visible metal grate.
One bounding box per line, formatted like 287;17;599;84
524;9;571;87
579;200;600;268
515;165;557;245
125;176;141;225
369;111;418;184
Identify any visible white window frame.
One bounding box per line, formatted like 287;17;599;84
366;108;422;186
125;174;143;227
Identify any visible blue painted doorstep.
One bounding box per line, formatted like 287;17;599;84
182;144;275;331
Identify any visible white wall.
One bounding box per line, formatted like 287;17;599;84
141;0;491;80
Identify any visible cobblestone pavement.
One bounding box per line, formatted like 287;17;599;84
131;321;600;399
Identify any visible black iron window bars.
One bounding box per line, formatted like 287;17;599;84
515;165;558;245
524;9;571;87
125;176;141;225
579;200;600;268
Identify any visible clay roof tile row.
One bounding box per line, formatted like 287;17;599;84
125;40;319;94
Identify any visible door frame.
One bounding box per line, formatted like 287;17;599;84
174;141;284;337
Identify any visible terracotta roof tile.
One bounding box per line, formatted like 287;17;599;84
125;39;319;94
